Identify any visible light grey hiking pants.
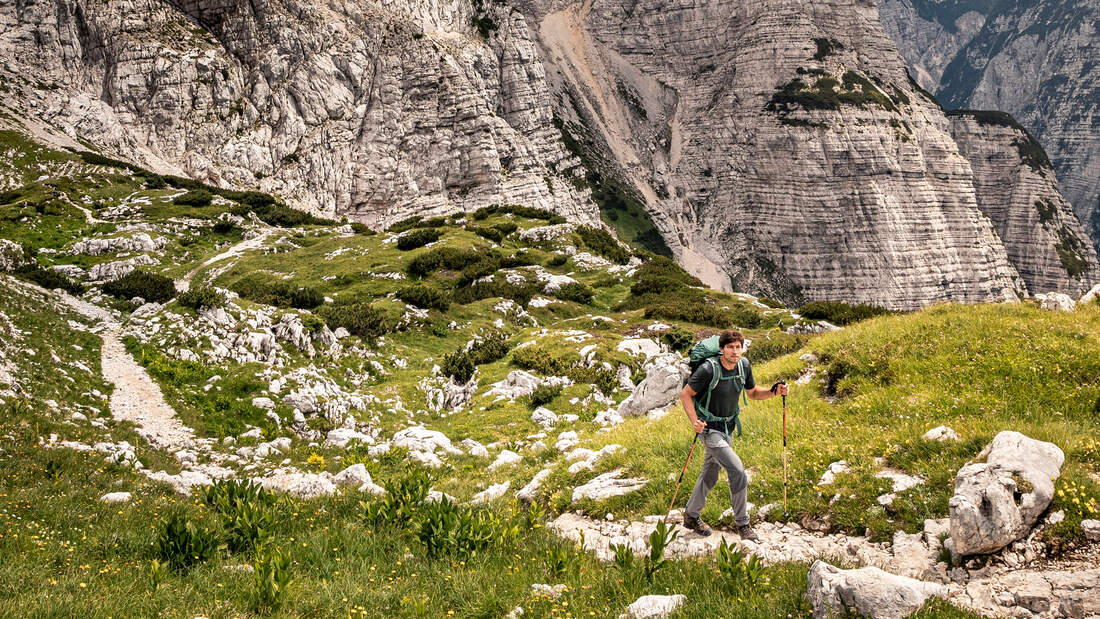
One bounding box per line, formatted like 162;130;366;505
684;429;749;526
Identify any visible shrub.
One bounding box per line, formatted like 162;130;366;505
360;471;431;527
212;221;238;235
103;270;176;303
512;344;617;392
388;216;448;233
204;481;277;555
172;189;214;207
663;326;694;352
528;383;562;408
155;513;218;572
349;222;374;235
576;225;630;264
407;246;484;277
471;204;565;224
317;301;388;339
176;285;226;310
396;228;443;250
396;285;450;311
14;264;85;295
467;331;510;365
452;280;540;307
716;539;767;592
229;274;322;309
630;274;686;297
415;497;518;559
799;300;889;326
553;282;595;305
469;225;505;243
441;349;475;384
545;254;568;268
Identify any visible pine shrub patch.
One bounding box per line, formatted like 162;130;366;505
396;285;450;311
317;301;388;339
103;270;176;303
229;274;322;309
176;285;226;310
798;300;889;325
396;228;443;250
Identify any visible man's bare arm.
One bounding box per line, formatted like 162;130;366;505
680;384;705;433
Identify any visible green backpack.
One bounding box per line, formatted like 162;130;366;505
688;335;749;437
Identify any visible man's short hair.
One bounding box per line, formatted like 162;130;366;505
719;330;744;349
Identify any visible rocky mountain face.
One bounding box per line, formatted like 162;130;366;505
877;0;1100;254
1;0;1097;308
0;0;599;226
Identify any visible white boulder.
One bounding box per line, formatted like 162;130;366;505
572;469;647;503
949;431;1064;556
617;595;686;619
806;560;946;619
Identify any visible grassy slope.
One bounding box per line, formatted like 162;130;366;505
3;128;1096;616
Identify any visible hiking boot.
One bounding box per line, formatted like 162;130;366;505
738;524;759;542
683;515;712;536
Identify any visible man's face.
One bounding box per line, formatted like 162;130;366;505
721;341;743;363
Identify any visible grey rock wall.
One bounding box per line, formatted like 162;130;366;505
948;112;1099;294
0;0;600;227
878;0;1100;253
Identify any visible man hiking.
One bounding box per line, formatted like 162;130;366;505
678;329;789;540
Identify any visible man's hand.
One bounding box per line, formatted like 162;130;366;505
772;382;789;397
691;418;706;434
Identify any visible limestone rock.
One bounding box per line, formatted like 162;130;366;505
617;354;688;417
517;468;552;503
1036;292;1077;312
257;472;336;499
806;560;946;619
0;239;28;271
923;426;959;442
531;407;559;429
100;492;132;504
1080;283;1100;305
617;594;685;619
1082;519;1100;541
488;449;522;471
949;431;1065;556
572;469;647;503
472;481;510;504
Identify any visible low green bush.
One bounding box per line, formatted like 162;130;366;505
229;274;322;309
349;222;375;235
388;216;448;233
103;270;176;303
452;280;539;307
441;349;476;384
528;383;562;408
576;225;630;264
545;254;568;268
172;189;214;207
14;264;85;295
176;286;226;310
512;344;616;392
396;228;443;250
662;326;694;352
317;301;388;339
799;300;889;325
553;282;595;305
396;285;450;311
467;331;510;365
471;204;565;224
250;545;292;613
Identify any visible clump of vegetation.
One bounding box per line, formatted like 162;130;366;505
812;37;843;61
468;222;518;243
229;274;322;309
471;204;565;224
408;246;483;277
1054;229;1089;277
172;189;214;207
397;285;450;311
14;263;85;295
176;285;226;310
103;270;176;303
388;216;448;233
440;331;512;383
512;344;616;393
545;254;568;268
552;282;595;305
528;383;562;408
317;301;388;339
154;513;218;572
1035;199;1057;225
747;332;808;364
441;348;476;384
452;280;540;307
662;326;695;352
396;228;443;250
575;226;630;264
798;300;889;326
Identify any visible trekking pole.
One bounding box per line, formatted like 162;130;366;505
664;433;699;524
782;390;789;520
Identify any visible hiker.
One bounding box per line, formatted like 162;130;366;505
678;329;788;541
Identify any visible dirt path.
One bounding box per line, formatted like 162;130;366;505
50;287;196;453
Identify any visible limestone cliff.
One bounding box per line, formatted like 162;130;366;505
877;0;1100;253
948;111;1099;295
521;0;1081;309
0;0;599;227
1;0;1096;308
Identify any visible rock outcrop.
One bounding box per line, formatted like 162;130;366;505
878;0;1100;254
806;560;947;619
949;431;1065;556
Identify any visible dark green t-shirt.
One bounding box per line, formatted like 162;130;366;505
688;358;755;432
